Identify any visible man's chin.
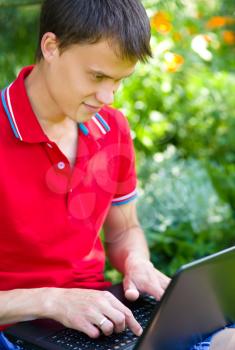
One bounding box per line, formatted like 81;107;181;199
71;111;94;124
78;114;94;123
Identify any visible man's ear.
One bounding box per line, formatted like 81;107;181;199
40;32;59;62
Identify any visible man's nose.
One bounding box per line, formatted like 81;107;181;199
96;88;115;105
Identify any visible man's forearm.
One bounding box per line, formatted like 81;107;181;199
104;204;170;300
0;288;50;325
105;225;150;274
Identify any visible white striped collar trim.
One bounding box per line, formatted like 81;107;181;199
1;84;23;141
1;85;110;141
91;116;106;134
79;112;111;136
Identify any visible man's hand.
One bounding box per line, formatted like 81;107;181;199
123;254;171;301
43;288;143;338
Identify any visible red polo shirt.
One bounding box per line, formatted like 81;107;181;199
0;66;137;292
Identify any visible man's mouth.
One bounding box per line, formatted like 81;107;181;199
83;103;102;113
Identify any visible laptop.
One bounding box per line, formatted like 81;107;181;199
5;246;235;350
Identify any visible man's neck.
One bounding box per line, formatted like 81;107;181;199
25;64;78;165
25;63;68;128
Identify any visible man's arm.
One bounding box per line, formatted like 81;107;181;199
0;288;47;325
0;287;142;337
103;201;170;301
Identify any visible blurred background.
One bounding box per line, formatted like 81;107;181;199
1;0;234;280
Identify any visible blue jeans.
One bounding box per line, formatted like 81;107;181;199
0;332;19;349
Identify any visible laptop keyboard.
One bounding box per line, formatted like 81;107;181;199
44;294;157;350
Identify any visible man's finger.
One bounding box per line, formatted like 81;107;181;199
104;292;142;336
123;277;140;301
158;271;171;290
75;318;100;338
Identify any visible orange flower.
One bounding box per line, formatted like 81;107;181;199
165;53;185;73
151;11;172;34
223;31;235;45
206;16;235;29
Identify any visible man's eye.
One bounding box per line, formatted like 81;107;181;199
94;75;104;81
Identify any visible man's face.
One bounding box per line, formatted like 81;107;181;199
43;39;137;123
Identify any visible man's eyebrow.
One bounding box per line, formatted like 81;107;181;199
88;69;134;80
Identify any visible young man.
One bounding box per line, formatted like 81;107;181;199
0;0;170;343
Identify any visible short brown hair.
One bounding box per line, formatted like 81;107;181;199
36;0;152;62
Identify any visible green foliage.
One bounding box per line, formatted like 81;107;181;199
0;5;39;88
137;147;235;275
0;0;41;7
114;0;235;275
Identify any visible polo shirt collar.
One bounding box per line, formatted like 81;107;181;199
1;65;111;144
1;66;48;143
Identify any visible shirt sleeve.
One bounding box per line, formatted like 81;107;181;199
111;114;137;206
